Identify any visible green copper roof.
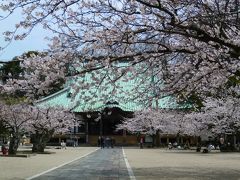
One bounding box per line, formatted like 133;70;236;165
35;88;73;109
35;62;189;112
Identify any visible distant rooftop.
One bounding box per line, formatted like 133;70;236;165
35;61;190;112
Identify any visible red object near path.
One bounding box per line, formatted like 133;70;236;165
1;145;8;155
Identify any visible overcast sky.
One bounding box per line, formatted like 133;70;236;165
0;10;52;61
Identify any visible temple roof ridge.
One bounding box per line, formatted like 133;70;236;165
35;87;70;104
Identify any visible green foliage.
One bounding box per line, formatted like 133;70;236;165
22;51;40;58
226;70;240;88
0;94;28;105
1;50;65;99
0;51;42;83
178;92;204;110
1;60;23;82
0;121;9;136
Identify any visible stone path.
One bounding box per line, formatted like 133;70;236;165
32;148;130;180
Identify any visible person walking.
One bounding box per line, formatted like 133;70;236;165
106;137;110;148
61;140;67;149
168;142;173;150
140;137;144;149
98;136;101;147
100;136;105;149
110;137;115;148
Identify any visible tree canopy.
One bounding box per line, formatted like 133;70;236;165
1;0;240;102
1;0;240;140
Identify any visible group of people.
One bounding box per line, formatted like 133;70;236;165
168;141;190;150
168;142;179;149
98;136;115;149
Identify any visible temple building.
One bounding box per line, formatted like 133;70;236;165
35;61;189;146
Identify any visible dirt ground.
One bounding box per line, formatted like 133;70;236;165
124;148;240;180
0;147;97;180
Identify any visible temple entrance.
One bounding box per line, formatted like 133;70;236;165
82;107;135;145
47;107;137;146
89;107;130;135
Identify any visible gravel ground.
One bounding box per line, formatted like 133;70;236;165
124;148;240;180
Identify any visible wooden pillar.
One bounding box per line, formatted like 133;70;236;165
181;137;184;144
234;135;237;148
85;120;89;144
155;130;160;147
167;137;169;144
159;134;162;145
123;129;127;145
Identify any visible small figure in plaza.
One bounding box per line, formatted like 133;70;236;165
140;137;144;149
110;137;115;148
173;141;178;148
168;142;172;150
219;137;224;149
1;143;8;155
106;137;111;148
203;144;214;153
207;144;214;152
98;136;101;147
100;136;105;149
73;138;78;147
227;142;231;146
184;140;190;149
237;141;240;151
61;140;67;149
219;137;224;144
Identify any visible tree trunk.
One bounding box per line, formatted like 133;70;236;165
152;134;155;147
31;131;53;153
9;133;20;155
155;130;160;147
196;136;202;152
176;133;180;145
32;142;46;153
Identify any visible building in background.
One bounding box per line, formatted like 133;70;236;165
35;61;190;146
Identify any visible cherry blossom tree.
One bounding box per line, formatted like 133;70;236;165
0;102;77;154
181;112;208;137
181;97;240;151
30;106;77;153
117;108;192;146
117;108;198;135
1;0;240;101
117;107;214;146
117;109;166;135
1;52;69;100
117;97;240;150
0;103;33;155
1;1;240;146
195;97;240;135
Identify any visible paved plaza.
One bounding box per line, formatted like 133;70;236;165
1;147;240;180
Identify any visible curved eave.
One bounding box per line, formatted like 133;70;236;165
71;102;144;112
35;87;70;104
34;87;75;109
